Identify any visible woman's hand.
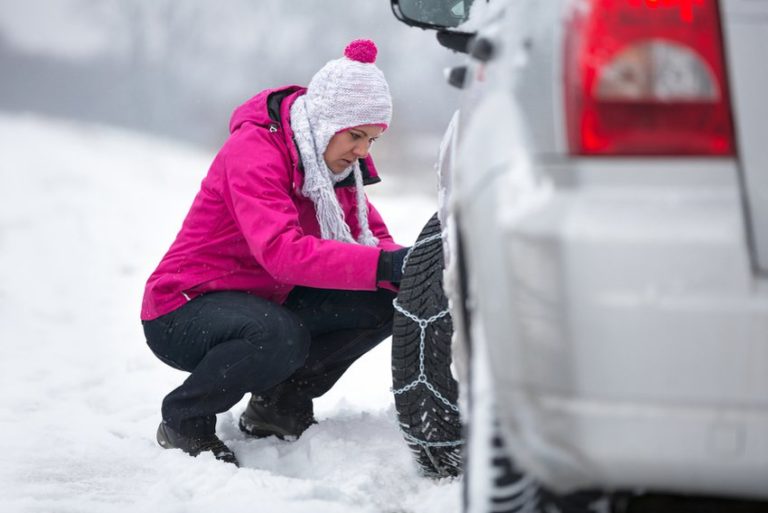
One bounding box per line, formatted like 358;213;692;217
377;247;411;285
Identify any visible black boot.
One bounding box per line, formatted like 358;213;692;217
156;422;239;466
239;394;316;440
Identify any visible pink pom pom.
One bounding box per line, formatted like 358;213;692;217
344;39;377;64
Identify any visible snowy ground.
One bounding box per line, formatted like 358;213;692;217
0;113;460;513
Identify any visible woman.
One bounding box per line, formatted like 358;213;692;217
141;40;409;467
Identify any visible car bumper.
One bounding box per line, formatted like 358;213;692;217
459;157;768;498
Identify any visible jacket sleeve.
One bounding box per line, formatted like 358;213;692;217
219;128;382;291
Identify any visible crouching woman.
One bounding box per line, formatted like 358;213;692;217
140;40;409;466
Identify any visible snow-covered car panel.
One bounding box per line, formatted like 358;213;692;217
462;157;768;495
391;0;768;503
452;4;768;490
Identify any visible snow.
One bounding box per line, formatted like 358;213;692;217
0;113;459;512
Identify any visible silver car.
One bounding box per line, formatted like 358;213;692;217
388;0;768;511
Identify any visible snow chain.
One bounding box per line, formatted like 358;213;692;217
391;232;464;450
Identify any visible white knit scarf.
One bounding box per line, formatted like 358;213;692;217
290;96;378;247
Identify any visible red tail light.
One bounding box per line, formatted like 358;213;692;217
564;0;735;156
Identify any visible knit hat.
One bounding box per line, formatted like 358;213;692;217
290;39;392;247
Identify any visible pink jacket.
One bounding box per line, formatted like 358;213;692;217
141;86;401;321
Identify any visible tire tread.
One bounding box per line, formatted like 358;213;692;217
392;213;462;478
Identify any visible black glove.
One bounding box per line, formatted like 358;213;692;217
377;247;411;284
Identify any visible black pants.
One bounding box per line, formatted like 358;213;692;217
142;287;396;437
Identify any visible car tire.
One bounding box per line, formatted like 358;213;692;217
391;212;463;478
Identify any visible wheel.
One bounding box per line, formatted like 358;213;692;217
391;212;463;477
390;212;525;489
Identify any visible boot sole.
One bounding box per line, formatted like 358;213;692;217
156;423;173;449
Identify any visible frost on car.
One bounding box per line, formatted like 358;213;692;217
389;0;768;511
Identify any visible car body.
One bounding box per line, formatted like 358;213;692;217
392;0;768;505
